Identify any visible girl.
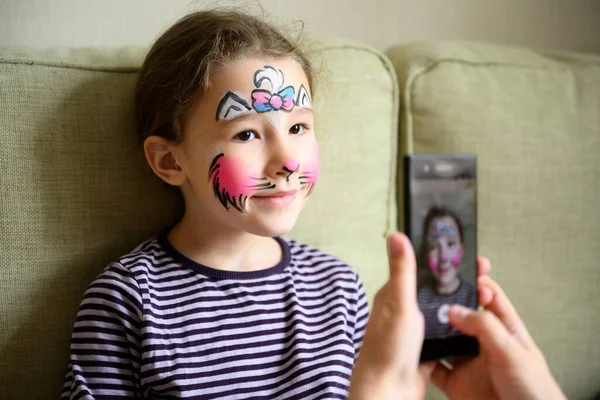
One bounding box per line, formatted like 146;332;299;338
416;205;477;339
62;10;368;399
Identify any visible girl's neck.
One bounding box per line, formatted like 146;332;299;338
436;278;461;295
167;208;283;273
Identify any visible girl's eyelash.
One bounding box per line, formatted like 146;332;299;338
233;130;258;141
290;123;311;133
230;122;311;140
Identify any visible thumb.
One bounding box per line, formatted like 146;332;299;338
386;232;417;310
448;305;520;363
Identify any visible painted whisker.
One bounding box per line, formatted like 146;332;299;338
208;153;225;177
299;180;316;197
229;195;244;213
247;182;275;189
253;185;277;191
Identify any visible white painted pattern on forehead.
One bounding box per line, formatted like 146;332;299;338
254;66;284;91
216;66;312;122
216;92;252;121
268;111;284;129
296;85;311;108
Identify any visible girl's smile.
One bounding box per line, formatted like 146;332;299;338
252;190;298;207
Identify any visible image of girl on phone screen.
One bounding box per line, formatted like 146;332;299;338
417;205;477;339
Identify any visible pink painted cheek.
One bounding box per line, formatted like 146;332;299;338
428;256;438;272
303;146;320;184
211;155;256;197
451;249;463;267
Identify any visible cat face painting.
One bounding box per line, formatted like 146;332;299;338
176;58;319;237
426;216;463;287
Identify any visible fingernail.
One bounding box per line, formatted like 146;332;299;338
387;234;401;256
448;305;469;320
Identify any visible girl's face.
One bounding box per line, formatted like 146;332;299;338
174;57;318;237
425;216;463;287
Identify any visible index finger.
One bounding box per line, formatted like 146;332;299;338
387;232;417;310
477;256;491;277
478;276;536;349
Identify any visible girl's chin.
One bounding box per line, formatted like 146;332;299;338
436;275;459;286
241;216;299;237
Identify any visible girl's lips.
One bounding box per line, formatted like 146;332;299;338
252;191;298;207
438;266;451;274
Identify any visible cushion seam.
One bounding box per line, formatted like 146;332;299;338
0;58;139;73
407;57;600;71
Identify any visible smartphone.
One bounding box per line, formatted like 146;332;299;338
403;154;479;362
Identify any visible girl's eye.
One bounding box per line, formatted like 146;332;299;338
234;131;256;142
289;124;305;135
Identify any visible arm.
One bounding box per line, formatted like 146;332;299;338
61;263;143;399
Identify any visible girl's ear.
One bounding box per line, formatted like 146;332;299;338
143;136;187;186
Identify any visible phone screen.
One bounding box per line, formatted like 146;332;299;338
404;154;479;361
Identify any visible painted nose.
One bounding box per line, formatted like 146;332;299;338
283;159;299;173
281;158;300;182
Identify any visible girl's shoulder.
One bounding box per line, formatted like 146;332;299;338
113;235;167;270
280;236;343;262
89;234;177;289
417;285;437;300
280;237;360;280
458;279;478;308
459;279;477;294
81;236;165;306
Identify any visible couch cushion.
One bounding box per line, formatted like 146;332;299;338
0;38;398;398
387;41;600;400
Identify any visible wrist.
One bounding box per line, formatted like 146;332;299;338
348;379;405;400
348;362;414;400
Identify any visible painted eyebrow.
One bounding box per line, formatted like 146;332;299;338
293;107;314;117
219;112;259;125
219;107;314;125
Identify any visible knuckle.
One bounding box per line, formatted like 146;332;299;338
476;310;496;330
373;288;386;305
481;310;494;323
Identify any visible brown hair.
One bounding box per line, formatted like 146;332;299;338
135;9;313;144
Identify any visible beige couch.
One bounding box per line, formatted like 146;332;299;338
1;38;599;399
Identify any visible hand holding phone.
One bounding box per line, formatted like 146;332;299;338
403;154;479;362
432;277;567;400
348;232;433;400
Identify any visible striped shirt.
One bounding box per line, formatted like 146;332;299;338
417;280;477;339
61;233;369;399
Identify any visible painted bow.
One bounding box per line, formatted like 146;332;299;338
251;86;295;113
